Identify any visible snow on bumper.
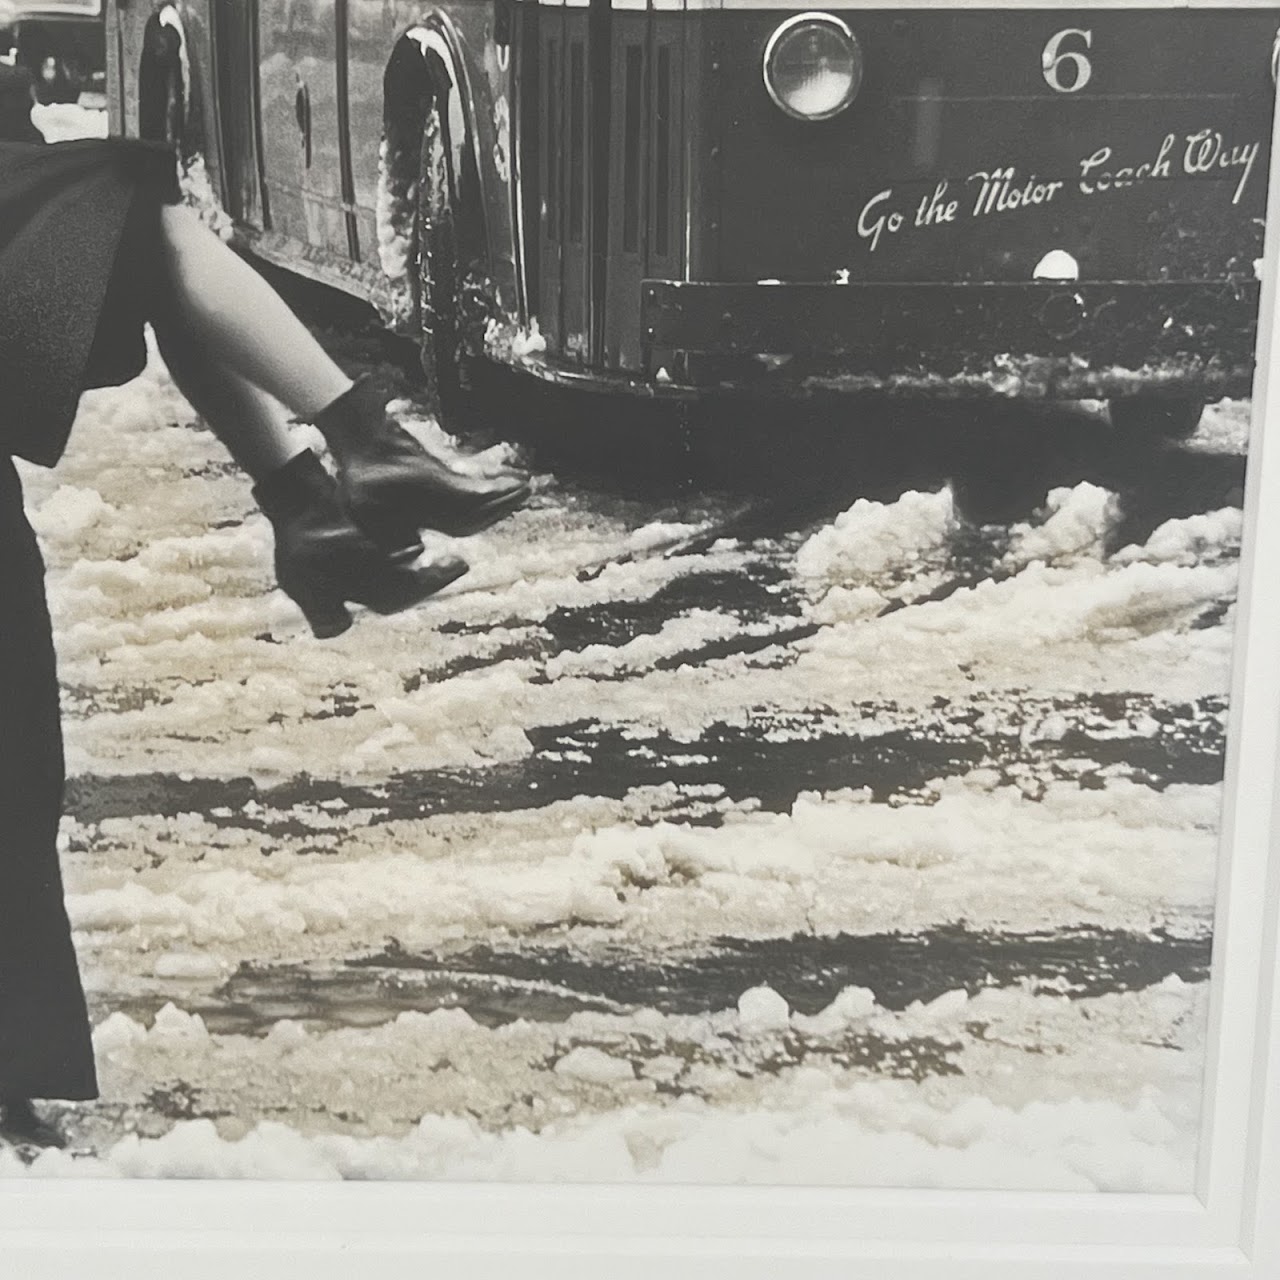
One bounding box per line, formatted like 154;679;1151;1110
640;279;1261;399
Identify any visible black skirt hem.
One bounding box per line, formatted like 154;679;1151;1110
1;137;181;468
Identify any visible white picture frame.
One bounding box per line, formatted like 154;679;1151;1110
4;0;1280;1273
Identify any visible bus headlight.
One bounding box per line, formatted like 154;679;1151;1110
763;13;862;121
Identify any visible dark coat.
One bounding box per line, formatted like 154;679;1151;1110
0;87;179;468
0;455;97;1102
0;137;181;468
1;89;179;1101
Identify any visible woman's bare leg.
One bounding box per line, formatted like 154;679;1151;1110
153;205;353;422
149;203;524;548
153;325;298;480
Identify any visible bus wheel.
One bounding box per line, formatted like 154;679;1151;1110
1107;396;1205;440
416;90;468;432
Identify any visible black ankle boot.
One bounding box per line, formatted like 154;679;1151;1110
252;450;469;638
0;1098;66;1149
313;376;531;560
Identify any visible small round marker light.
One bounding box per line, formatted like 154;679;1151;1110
763;13;863;122
1033;249;1080;281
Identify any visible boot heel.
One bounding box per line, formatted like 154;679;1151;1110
290;583;354;639
349;500;424;564
254;450;460;638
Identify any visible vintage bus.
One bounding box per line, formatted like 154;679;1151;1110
104;0;1278;436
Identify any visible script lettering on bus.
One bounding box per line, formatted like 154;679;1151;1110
1077;130;1259;204
855;128;1261;254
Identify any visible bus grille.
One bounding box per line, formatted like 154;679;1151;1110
607;27;682;367
617;35;678;269
533;10;683;369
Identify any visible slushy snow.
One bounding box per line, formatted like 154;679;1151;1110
5;124;1247;1187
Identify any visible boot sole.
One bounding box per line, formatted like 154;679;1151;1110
359;559;470;615
427;485;531;538
294;559;468;638
354;484;530;555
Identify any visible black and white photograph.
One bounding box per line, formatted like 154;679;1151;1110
1;0;1278;1201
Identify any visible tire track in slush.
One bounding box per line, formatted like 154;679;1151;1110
97;929;1209;1093
64;692;1226;832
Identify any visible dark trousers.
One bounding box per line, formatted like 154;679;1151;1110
0;454;97;1101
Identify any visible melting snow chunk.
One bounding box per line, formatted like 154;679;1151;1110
737;986;791;1032
553;1047;637;1084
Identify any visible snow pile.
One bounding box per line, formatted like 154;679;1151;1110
737;986;791;1033
374;136;414;287
31;102;108;142
793;479;1238;704
797;487;957;588
1187;399;1251;454
27;485;113;544
4;977;1204;1190
1003;483;1119;569
1114;508;1243;569
177;153;236;242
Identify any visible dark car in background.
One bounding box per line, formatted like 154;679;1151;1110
0;0;104;103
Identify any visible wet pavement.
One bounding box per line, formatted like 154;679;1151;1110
104;924;1211;1039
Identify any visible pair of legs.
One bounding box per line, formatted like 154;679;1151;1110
150;205;353;479
4;193;516;1145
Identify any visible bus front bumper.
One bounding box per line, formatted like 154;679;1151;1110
639;279;1261;399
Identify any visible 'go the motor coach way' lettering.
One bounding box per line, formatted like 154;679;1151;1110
1079;130;1259;204
857;128;1261;254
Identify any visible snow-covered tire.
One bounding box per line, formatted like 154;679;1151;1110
416;77;470;432
1107;396;1205;440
